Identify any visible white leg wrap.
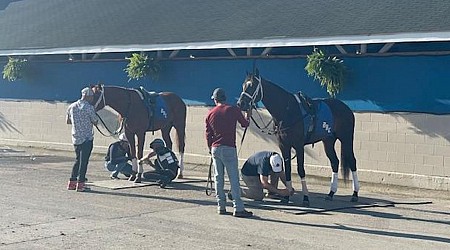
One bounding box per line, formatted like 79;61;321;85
131;158;138;172
352;171;360;192
132;158;143;173
301;178;309;196
179;153;184;173
331;172;338;193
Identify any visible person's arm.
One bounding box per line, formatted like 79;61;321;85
278;170;295;195
260;175;290;196
205;116;214;152
88;105;98;126
236;108;250;128
138;151;157;166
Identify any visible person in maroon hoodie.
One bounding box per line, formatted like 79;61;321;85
205;87;253;218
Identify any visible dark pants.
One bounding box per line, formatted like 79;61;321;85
70;140;93;182
143;160;178;184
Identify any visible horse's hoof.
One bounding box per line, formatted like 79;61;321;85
177;173;184;179
128;175;136;181
350;191;358;202
302;196;310;207
134;173;142;183
325;191;334;201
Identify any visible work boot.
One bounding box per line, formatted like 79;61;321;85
67;180;77;190
134;173;142;183
128;171;137;181
76;181;90;192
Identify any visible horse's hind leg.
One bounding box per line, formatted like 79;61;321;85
322;137;339;201
173;119;186;179
340;136;359;202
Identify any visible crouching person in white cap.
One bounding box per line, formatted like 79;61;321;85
104;133;133;179
138;138;179;188
238;151;293;202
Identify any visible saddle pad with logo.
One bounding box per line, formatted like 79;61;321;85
153;95;169;123
303;100;334;144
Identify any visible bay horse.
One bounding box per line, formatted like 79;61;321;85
91;84;186;182
237;70;359;206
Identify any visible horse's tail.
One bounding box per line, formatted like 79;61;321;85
339;114;356;182
340;145;351;181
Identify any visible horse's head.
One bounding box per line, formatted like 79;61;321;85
237;71;263;112
90;83;105;111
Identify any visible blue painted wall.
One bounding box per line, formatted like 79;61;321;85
1;55;450;114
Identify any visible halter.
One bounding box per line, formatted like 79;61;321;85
241;75;263;106
240;75;275;135
94;85;106;110
92;85;125;137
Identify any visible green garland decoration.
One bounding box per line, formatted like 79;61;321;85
124;52;161;82
305;48;347;97
2;57;28;82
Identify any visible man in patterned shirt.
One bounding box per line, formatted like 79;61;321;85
66;87;98;192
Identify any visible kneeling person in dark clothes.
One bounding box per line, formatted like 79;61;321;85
240;151;293;201
104;133;133;179
139;138;179;188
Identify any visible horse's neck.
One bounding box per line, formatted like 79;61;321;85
105;87;131;115
261;79;296;120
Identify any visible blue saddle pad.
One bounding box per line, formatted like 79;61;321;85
153;95;169;124
303;101;334;144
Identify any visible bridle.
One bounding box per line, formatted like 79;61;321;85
93;85;106;110
240;74;263;106
92;85;124;137
239;75;275;135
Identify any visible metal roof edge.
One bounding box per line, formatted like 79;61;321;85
2;31;450;56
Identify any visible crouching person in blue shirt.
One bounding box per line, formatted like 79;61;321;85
239;151;293;202
138;138;179;188
104;133;133;179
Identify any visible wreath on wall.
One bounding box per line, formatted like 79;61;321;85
2;57;28;82
124;52;161;82
304;48;347;97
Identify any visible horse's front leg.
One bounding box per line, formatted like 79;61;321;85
294;146;310;207
133;132;146;183
125;132;138;182
280;146;293;192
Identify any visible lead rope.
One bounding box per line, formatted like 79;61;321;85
205;157;214;196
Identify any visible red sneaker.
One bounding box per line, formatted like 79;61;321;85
76;181;91;192
67;180;77;190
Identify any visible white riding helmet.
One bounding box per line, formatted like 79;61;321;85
269;154;283;173
118;133;128;142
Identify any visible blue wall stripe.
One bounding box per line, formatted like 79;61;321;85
1;55;449;114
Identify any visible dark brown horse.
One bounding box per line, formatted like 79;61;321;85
237;70;359;206
91;84;186;182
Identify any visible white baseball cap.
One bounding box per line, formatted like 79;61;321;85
269;154;283;173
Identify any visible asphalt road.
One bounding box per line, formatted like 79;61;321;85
0;146;449;250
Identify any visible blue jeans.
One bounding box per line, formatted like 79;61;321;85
105;161;132;177
211;145;245;212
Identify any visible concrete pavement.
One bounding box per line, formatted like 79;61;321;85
0;146;449;250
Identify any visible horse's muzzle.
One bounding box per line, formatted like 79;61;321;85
237;99;250;111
